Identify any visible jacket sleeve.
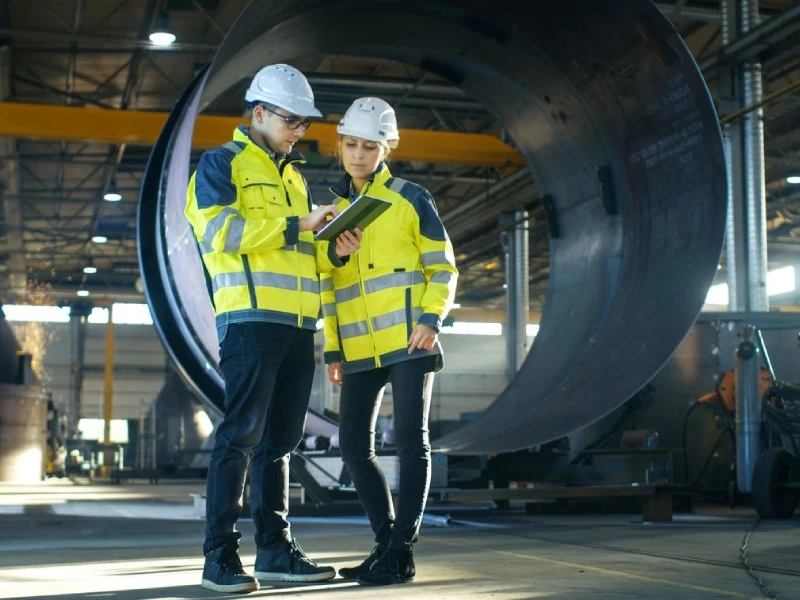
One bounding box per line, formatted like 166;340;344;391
316;239;349;274
315;197;350;274
413;188;458;332
320;273;341;363
185;149;299;254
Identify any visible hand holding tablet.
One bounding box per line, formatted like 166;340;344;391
314;195;392;241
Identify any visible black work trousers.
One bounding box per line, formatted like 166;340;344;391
338;355;437;551
203;322;315;554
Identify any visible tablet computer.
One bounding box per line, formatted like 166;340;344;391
314;194;392;242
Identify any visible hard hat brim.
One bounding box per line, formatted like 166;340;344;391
337;126;400;144
295;106;323;119
244;91;323;119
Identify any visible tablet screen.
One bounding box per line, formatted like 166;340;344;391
314;195;392;241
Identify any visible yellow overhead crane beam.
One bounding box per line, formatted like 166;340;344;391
0;102;525;168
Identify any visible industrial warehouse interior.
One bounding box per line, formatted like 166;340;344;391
1;0;800;598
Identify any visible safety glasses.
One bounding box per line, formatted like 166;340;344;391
260;104;312;131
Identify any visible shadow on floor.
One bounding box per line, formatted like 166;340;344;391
2;578;471;600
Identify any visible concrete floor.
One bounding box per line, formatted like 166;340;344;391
0;480;798;599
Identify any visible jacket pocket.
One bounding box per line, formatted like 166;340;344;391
242;180;283;214
216;320;229;345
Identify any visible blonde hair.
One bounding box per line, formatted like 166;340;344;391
336;135;392;166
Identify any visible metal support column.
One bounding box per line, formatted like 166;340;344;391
68;302;91;437
719;0;769;311
740;1;769;312
102;306;115;469
0;45;26;294
502;211;530;380
735;325;762;493
721;0;743;310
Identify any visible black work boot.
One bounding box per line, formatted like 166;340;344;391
254;538;336;582
201;546;260;593
338;544;387;580
356;546;415;586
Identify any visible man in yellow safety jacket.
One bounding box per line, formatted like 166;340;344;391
184;64;360;594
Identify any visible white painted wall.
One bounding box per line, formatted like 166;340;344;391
9;321;167;421
320;332;532;424
10;319;523;429
80;324;167;420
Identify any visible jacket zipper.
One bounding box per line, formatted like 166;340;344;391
241;255;257;309
404;286;413;341
355;181;380;367
245;139;308;326
331;184;381;367
364;182;376;268
356;256;381;368
279;156;303;327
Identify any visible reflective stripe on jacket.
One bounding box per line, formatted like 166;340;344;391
185;125;340;336
321;164;458;373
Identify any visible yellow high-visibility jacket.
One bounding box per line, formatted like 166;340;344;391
321;164;458;373
185;126;342;339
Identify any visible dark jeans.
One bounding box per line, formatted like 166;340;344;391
338;355;437;551
204;322;315;554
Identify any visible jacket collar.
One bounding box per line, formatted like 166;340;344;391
330;162;392;199
233;125;305;166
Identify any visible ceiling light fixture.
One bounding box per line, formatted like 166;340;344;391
149;11;177;46
103;180;122;202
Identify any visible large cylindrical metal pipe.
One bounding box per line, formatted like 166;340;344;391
0;384;48;483
0;312;22;385
735;326;762;493
139;0;727;454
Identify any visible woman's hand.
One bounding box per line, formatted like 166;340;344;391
327;362;343;386
408;324;437;354
335;228;362;258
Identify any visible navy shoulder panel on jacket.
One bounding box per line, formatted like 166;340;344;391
386;176;446;241
195;142;244;210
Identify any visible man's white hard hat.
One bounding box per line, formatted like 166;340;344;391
245;64;322;118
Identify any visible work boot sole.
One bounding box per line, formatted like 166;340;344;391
338;568;366;580
254;569;336;583
201;578;260;593
356;575;414;586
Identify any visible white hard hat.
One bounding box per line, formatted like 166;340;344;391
337;97;400;148
245;64;322;118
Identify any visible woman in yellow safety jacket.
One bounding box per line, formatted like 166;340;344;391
321;97;458;587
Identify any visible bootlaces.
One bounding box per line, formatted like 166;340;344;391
289;539;318;566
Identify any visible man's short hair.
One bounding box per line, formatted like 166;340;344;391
247;100;281;116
